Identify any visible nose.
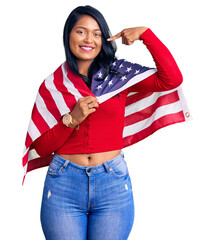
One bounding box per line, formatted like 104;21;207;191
84;33;93;43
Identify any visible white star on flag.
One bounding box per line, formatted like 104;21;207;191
135;70;140;74
96;84;102;90
104;76;108;81
98;71;103;78
108;80;113;86
112;62;116;66
121;76;127;81
126;67;132;72
119;64;124;68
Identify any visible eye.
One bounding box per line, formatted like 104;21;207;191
94;32;102;37
77;30;86;35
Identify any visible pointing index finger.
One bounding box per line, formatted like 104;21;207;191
107;32;122;41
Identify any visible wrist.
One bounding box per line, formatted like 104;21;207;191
139;27;151;40
62;113;79;130
67;121;76;128
69;113;79;130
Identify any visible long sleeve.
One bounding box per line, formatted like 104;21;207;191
32;118;75;158
127;28;183;93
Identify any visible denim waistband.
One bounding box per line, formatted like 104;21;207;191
53;150;125;174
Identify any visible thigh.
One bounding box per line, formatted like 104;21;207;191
40;157;88;240
87;197;134;240
88;159;135;240
41;199;87;240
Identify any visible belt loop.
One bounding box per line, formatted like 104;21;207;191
63;159;70;169
103;162;110;173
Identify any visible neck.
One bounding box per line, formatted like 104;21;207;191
77;60;93;77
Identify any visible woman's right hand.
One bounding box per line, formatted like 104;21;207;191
69;96;99;126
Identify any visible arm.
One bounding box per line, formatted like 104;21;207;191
32;95;99;157
32;118;75;158
128;28;183;93
108;27;183;93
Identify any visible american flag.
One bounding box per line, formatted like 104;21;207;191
22;59;190;184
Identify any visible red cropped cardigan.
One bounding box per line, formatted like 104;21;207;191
32;28;183;157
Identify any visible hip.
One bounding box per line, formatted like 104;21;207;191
42;150;133;209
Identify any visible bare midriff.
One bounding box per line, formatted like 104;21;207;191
58;149;121;167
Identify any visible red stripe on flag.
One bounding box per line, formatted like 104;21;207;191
31;104;50;134
27;155;53;173
123;111;185;148
22;150;29;167
126;91;153;106
53;65;77;111
66;63;95;98
125;91;180;126
25;132;32;149
39;82;61;120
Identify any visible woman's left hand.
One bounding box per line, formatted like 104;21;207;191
107;27;148;45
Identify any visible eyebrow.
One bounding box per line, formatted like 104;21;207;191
74;26;101;31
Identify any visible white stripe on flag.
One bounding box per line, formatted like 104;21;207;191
97;69;157;103
125;89;176;117
28;119;41;142
177;86;191;121
61;62;83;101
23;146;29;159
35;92;57;128
23;163;28;175
127;92;137;97
28;149;40;161
44;73;71;115
123;100;182;137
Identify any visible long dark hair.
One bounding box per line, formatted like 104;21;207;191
63;5;121;88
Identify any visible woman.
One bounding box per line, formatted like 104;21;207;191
25;5;184;240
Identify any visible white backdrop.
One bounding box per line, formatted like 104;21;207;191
0;0;214;239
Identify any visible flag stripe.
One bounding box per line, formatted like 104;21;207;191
39;81;61;121
28;149;40;161
31;104;50;134
61;63;84;101
67;67;96;99
45;73;71;115
53;65;78;112
123;100;184;137
27;119;41;142
126;91;154;106
35;92;57;128
125;91;180;126
22;147;29;167
27;155;53;173
123;111;185;148
125;89;177;116
24;132;32;150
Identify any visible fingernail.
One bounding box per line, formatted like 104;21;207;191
107;38;111;41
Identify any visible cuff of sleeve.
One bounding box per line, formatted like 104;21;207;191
139;28;154;40
58;118;75;133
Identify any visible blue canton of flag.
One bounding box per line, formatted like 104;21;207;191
91;59;157;103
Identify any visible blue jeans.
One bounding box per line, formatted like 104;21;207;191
40;151;135;240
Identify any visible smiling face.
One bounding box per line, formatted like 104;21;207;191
69;15;102;67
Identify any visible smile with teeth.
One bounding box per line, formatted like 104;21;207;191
80;45;94;52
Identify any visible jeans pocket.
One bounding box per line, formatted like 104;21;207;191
47;158;65;176
110;158;129;178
